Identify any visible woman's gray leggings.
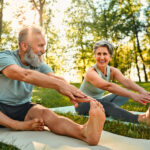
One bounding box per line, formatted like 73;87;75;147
75;93;139;123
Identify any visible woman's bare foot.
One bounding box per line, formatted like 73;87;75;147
145;106;150;126
138;106;150;126
11;118;44;131
82;100;105;145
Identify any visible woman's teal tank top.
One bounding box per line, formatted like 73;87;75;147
80;64;110;99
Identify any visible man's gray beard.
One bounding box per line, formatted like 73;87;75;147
24;46;43;68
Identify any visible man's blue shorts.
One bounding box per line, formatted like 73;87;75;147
0;102;36;122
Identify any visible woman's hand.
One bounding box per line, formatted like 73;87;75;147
131;93;150;105
139;90;150;97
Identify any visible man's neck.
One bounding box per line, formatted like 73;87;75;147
18;49;28;66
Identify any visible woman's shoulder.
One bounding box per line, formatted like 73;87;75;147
110;66;120;73
87;66;95;72
85;66;96;80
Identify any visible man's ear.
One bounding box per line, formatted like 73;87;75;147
20;42;28;52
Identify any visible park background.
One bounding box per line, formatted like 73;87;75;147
0;0;150;83
0;0;150;149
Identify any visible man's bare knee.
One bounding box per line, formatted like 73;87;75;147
41;108;59;124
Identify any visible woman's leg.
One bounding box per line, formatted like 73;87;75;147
76;94;150;125
101;93;129;107
99;101;139;123
75;102;90;115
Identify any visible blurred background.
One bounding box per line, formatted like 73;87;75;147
0;0;150;82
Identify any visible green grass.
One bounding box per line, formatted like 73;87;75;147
0;142;19;150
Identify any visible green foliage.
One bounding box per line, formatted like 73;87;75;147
0;142;19;150
65;0;150;81
0;20;18;51
65;0;96;80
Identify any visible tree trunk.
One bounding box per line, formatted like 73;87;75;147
133;37;141;82
30;0;45;27
0;0;4;42
39;1;43;27
135;31;148;81
128;1;148;82
135;51;141;82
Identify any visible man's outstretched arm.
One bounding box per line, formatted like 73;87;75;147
2;64;87;101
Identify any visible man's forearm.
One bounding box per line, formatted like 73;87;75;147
47;73;67;83
22;69;64;91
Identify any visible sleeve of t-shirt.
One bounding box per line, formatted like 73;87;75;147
0;51;17;72
39;62;53;74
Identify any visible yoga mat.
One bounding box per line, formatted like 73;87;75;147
0;106;149;150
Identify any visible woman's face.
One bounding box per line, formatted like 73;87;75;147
94;46;112;67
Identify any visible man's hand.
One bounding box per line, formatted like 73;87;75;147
131;93;150;105
70;96;97;108
57;82;87;100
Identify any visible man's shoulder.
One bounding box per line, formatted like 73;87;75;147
0;50;11;54
38;62;53;74
0;50;17;56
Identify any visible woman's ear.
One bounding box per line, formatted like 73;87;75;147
110;55;112;60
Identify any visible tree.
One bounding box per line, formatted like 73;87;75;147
0;0;4;42
65;0;95;81
29;0;45;27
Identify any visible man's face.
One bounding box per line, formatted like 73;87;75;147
24;34;46;67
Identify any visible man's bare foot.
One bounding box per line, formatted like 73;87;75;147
11;118;44;131
82;100;105;145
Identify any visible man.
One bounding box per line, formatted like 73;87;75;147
0;26;105;145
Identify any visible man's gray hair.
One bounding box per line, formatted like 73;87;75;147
18;26;42;47
93;41;114;56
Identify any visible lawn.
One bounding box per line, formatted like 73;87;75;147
1;82;150;149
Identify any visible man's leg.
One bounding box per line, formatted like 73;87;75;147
25;101;105;145
0;111;43;131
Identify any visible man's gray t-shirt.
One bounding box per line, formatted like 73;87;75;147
0;50;53;106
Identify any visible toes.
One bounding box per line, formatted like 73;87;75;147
90;100;97;109
34;118;40;123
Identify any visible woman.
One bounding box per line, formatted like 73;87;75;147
76;41;150;125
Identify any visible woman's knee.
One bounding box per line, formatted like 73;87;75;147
102;102;117;109
76;102;90;114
